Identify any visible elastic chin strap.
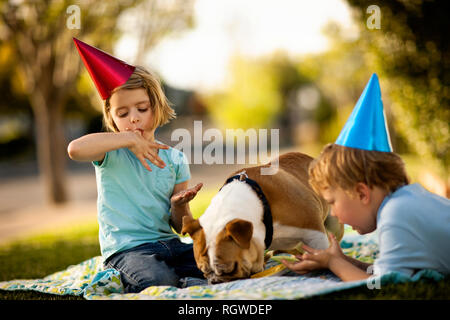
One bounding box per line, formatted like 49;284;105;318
221;171;273;249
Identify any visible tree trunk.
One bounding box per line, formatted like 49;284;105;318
31;89;67;204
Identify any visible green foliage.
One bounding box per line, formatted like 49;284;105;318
205;56;283;130
203;53;336;149
295;25;371;144
189;188;216;219
206;5;449;178
345;0;450;171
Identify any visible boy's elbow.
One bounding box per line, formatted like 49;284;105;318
67;141;80;160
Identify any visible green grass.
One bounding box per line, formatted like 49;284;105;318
190;188;217;219
312;278;450;300
0;189;217;300
1;187;449;300
0;221;100;300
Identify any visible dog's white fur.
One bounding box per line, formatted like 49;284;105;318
183;152;344;283
199;179;330;266
199;180;265;266
271;223;329;250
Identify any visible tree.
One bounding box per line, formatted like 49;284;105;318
345;0;450;171
0;0;194;204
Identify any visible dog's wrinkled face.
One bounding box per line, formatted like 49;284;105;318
182;216;264;283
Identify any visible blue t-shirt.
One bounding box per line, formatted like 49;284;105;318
93;144;190;261
374;183;450;277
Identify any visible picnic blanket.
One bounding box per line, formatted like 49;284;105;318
0;229;444;300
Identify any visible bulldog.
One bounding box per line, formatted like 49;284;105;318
182;152;344;283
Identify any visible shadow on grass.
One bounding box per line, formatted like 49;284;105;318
309;277;450;300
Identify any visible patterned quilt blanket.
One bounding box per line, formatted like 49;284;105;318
0;229;444;300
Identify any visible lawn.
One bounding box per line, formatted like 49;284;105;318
1;185;449;300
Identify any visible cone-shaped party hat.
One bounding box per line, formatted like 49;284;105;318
335;73;393;152
73;38;135;100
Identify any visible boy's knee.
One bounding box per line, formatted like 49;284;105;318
122;270;178;293
115;254;180;293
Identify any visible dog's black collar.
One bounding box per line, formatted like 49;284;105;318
221;172;273;249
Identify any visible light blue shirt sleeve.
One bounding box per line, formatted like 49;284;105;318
172;149;191;184
375;224;422;277
374;184;450;277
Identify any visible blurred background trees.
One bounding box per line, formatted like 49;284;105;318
203;0;448;194
346;0;449;177
0;0;448;207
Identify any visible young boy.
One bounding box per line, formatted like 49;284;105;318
69;38;205;293
282;74;450;281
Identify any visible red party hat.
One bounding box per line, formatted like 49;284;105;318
73;38;135;100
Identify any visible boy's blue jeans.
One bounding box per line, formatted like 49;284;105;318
104;238;206;293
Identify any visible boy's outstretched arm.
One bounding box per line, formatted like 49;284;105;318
67;132;168;169
328;255;372;282
282;234;372;282
343;255;373;272
68;132;134;162
170;182;203;233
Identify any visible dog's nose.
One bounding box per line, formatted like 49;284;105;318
213;261;236;276
209;276;223;284
213;263;228;275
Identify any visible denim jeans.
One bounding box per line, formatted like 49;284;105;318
104;238;206;293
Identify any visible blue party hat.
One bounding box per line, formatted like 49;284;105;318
335;73;393;152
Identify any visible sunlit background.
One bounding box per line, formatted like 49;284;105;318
0;0;448;244
118;0;357;92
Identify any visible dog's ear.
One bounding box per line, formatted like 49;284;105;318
182;215;207;256
181;215;201;236
225;218;253;249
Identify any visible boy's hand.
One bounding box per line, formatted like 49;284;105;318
127;130;169;171
281;233;344;274
171;183;203;207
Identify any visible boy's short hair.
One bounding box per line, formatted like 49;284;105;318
103;66;176;132
309;143;409;195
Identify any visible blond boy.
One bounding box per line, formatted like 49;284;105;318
283;75;450;281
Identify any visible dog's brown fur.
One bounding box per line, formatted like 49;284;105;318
182;152;344;283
